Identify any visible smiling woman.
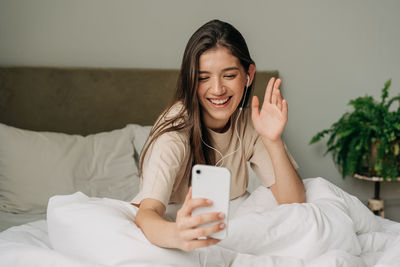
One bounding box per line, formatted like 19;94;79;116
131;19;305;251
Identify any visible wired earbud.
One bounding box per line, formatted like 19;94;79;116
201;74;251;167
239;75;250;111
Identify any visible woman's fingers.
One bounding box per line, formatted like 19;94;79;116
263;77;275;104
179;187;212;217
180;221;225;241
188;198;212;214
184;212;224;229
185;187;192;202
178;197;211;218
264;77;284;107
271;79;282;105
282;99;288;118
251;95;260;119
177;188;192;217
275;89;283;110
176;211;222;231
266;78;285;112
273;78;282;90
274;79;283;107
271;88;278;106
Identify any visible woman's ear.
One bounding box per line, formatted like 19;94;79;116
247;64;256;85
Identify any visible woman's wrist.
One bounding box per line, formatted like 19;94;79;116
261;136;284;150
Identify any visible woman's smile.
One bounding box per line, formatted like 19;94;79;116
208;96;232;107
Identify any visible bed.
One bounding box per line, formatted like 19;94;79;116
0;67;399;267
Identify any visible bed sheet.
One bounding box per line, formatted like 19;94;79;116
0;177;399;267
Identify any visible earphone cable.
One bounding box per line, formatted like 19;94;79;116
214;106;243;166
200;135;224;164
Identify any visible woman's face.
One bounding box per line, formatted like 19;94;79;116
197;46;248;132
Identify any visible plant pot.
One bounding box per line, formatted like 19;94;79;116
360;140;400;180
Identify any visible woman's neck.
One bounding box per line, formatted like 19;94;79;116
208;118;231;133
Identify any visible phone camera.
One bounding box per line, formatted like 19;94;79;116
196;169;201;174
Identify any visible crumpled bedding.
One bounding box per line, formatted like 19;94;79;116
0;177;399;267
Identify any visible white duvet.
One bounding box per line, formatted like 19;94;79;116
0;177;399;267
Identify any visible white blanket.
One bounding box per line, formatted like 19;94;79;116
1;177;399;267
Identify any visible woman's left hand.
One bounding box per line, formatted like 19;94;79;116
251;77;288;142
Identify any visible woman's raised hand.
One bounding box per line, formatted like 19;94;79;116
174;187;225;251
251;77;288;142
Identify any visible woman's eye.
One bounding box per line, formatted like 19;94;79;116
199;77;209;81
224;74;236;79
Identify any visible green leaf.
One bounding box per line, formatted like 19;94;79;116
381;79;392;105
386;95;400;110
309;129;331;144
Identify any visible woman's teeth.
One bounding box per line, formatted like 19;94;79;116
210;97;230;105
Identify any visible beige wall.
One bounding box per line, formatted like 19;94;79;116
1;0;399;220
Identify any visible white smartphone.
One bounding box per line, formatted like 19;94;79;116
191;164;231;240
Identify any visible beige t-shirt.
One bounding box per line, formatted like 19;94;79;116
132;105;298;207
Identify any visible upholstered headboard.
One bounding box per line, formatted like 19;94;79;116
0;67;278;134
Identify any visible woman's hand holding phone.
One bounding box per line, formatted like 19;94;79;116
174;187;225;251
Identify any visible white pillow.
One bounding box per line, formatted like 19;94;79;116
129;124;152;166
130;124;152;154
0;123;140;214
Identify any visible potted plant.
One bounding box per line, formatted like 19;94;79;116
310;79;400;181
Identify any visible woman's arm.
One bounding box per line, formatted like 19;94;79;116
135;188;225;251
251;77;305;204
262;139;305;204
135;199;177;248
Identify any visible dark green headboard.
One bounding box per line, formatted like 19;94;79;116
0;67;278;135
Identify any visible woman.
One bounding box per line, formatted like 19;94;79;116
133;19;305;251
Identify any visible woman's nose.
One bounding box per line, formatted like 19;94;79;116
210;77;226;95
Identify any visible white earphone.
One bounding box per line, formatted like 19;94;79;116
239;75;250;111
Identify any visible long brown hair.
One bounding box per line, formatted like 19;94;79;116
140;19;255;182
